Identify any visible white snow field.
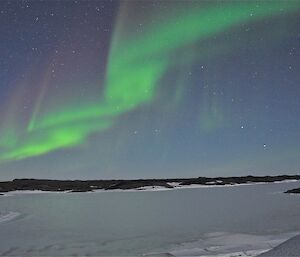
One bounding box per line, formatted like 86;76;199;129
258;234;300;257
0;181;300;256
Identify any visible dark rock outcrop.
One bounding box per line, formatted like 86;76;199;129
285;188;300;194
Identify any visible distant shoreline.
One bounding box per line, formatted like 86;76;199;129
1;175;300;194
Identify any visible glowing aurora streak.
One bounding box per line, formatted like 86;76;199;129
0;1;299;162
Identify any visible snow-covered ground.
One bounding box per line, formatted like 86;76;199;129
258;234;300;256
0;211;20;224
143;232;299;257
1;181;300;256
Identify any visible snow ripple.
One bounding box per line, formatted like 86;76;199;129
0;211;20;224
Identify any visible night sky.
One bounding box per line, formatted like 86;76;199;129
0;0;300;180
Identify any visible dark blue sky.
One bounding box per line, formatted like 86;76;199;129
0;1;299;179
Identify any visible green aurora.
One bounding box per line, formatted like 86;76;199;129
1;1;299;162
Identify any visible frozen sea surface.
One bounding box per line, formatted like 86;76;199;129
259;234;300;257
0;181;300;256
